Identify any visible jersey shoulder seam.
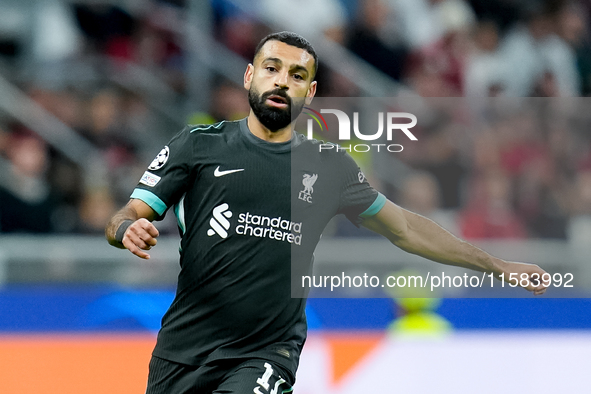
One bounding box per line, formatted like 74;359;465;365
187;120;235;134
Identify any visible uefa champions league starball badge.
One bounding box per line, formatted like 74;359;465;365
149;146;170;170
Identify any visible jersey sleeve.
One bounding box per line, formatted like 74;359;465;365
336;152;386;226
130;127;194;219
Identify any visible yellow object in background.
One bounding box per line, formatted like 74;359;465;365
385;270;453;335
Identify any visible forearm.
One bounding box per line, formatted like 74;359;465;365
394;210;507;275
105;204;141;248
362;200;547;294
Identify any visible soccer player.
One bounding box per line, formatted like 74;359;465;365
105;31;548;393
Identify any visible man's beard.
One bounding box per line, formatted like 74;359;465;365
248;87;305;132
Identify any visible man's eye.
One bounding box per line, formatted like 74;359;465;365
266;67;276;72
293;74;304;80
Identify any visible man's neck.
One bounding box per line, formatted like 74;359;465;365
247;112;292;143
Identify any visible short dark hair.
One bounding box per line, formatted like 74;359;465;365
253;31;319;80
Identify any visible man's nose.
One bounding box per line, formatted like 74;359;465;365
274;71;289;89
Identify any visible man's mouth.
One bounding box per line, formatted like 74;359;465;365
265;94;289;108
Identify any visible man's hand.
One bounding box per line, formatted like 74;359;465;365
105;199;159;259
499;261;548;296
121;218;160;260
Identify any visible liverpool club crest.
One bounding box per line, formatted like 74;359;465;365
298;174;318;203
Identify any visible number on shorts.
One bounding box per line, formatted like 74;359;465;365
253;362;287;394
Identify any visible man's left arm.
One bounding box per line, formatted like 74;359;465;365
361;199;548;295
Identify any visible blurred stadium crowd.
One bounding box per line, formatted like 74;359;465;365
0;0;591;242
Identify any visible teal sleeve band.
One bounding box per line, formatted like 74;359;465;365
359;192;387;218
130;189;168;216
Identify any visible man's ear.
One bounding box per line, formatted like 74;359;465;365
305;80;317;105
244;64;254;90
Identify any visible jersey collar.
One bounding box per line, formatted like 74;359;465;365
239;118;297;152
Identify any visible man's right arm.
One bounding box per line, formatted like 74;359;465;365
361;199;548;295
105;199;160;260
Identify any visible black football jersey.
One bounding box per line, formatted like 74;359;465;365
131;118;384;376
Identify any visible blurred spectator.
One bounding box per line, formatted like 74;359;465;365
464;20;508;96
567;170;591;244
495;112;547;177
570;170;591;215
32;0;81;64
466;0;521;32
73;2;136;56
417;124;467;209
316;68;361;97
346;0;409;82
132;4;184;80
209;80;250;122
513;142;569;238
217;14;265;60
557;1;591;96
412;0;477;95
496;5;552;96
536;6;582;97
460;170;527;239
78;187;116;234
28;87;86;131
498;3;581;96
0;2;27;62
258;0;347;44
404;59;460;97
0;132;55;233
531;71;561;97
211;0;270;60
84;88;146;204
87;3;186;93
83;88;126;148
384;0;476;50
399;172;460;235
47;154;84;233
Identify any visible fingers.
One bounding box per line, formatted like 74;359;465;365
123;237;151;259
526;273;549;296
122;219;160;260
530;268;549;296
533;287;547;296
504;262;549;296
525;276;547;295
528;270;548;296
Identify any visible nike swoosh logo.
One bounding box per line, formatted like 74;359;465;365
214;166;244;177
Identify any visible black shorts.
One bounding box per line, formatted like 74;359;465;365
146;355;294;394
